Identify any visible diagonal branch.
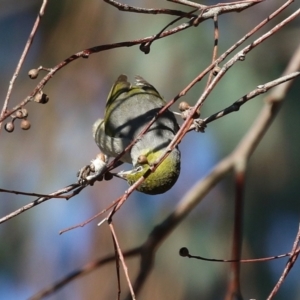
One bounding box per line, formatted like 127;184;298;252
267;224;300;299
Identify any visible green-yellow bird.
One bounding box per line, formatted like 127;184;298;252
92;75;181;195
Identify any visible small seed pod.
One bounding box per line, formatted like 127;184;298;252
181;110;188;120
40;93;49;104
212;66;221;76
28;69;39;79
20;119;31;130
137;155;148;165
15;108;28;119
181;105;200;120
139;42;150;54
34;91;43;103
34;92;49;104
179;101;191;112
5;121;15;132
20;108;28;118
179;247;189;257
15;110;24;119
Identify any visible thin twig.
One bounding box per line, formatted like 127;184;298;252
59;198;122;234
29;248;141;300
180;247;292;262
224;168;245;300
167;0;206;9
0;0;48;130
267;224;300;299
186;7;300;119
0;183;83;224
104;0;197;17
176;0;294;100
139;8;198;54
188;71;300;130
109;222;136;300
206;13;219;88
111;229;121;300
0;188;68;199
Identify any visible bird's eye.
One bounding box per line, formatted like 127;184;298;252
137;155;148;165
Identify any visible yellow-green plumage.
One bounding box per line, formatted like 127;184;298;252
93;75;181;195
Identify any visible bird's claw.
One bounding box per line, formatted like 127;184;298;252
193;118;206;132
77;165;93;184
77;153;108;185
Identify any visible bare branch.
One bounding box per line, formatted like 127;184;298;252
29;248;141;300
0;183;83;224
104;0;197;17
179;247;292;263
0;188;68;199
0;0;48;130
192;71;300;128
167;0;206;8
267;224;300;299
109;222;136;300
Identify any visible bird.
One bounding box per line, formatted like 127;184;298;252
92;74;181;195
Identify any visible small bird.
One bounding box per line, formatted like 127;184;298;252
92;75;181;195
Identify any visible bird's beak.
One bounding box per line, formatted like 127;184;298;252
112;170;132;179
114;166;143;179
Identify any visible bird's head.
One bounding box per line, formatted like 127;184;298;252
117;149;180;195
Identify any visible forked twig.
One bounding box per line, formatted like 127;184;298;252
189;71;300;130
0;0;48;130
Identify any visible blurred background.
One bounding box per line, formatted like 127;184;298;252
0;0;299;299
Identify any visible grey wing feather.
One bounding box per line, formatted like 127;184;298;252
93;119;131;163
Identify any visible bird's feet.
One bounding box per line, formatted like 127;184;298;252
193;118;206;132
77;153;109;185
176;101;206;132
